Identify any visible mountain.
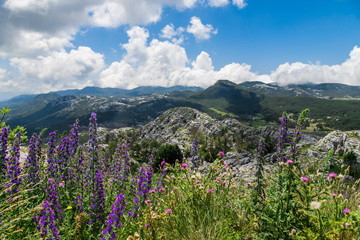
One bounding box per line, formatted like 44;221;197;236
188;80;262;117
53;85;203;98
0;85;202;109
239;81;360;99
0;94;37;108
3;80;360;135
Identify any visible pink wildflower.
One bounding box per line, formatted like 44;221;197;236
145;224;149;228
214;168;218;172
344;208;350;214
181;163;187;168
166;209;172;214
209;189;214;193
161;161;166;166
328;173;337;178
146;199;151;203
195;180;201;183
218;151;224;157
345;223;350;227
222;181;226;185
286;160;294;164
150;190;155;194
301;177;309;182
59;181;65;187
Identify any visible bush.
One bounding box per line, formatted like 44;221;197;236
154;144;183;168
344;150;358;175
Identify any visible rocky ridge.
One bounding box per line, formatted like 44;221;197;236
138;107;280;151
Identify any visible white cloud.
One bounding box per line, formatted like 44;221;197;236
97;26;266;89
160;24;185;44
4;0;49;14
269;46;360;86
208;0;229;7
0;0;201;58
87;0;199;27
98;26;189;89
0;68;8;80
187;16;217;41
232;0;247;9
10;47;105;91
98;26;360;90
192;51;213;71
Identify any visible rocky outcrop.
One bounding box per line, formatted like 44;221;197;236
305;130;360;165
138;107;282;151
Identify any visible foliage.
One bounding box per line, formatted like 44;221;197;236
0;110;359;240
344;151;358;177
154;144;183;169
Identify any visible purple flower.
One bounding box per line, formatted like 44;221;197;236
328;173;337;178
5;132;23;200
25;133;41;184
102;194;126;240
301;177;309;182
46;132;58;180
0;128;10;177
90;171;106;228
34;179;62;240
344;208;350;214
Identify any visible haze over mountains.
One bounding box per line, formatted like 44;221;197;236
2;80;360;134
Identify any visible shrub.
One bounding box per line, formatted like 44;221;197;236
344;150;358;175
154;144;183;168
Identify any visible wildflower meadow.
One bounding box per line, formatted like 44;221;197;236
0;107;359;239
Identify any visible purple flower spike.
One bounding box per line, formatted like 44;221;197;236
102;194;126;240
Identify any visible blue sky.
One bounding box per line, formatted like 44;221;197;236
1;0;360;100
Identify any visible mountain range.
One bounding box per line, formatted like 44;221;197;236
2;80;360;135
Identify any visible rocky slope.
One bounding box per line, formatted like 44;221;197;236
137;107;320;181
305;130;360;170
138;107;279;150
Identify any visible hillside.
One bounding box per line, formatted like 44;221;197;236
3;80;360;134
239;81;360;99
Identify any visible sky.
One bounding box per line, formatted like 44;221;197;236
1;0;360;100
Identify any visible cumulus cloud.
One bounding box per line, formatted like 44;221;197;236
269;46;360;86
159;24;185;44
0;0;201;58
192;51;214;71
97;26;360;90
0;68;8;80
10;47;105;91
98;26;189;89
187;16;217;41
232;0;247;9
96;26;267;89
208;0;229;7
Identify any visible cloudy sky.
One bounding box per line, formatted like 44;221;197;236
1;0;360;100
